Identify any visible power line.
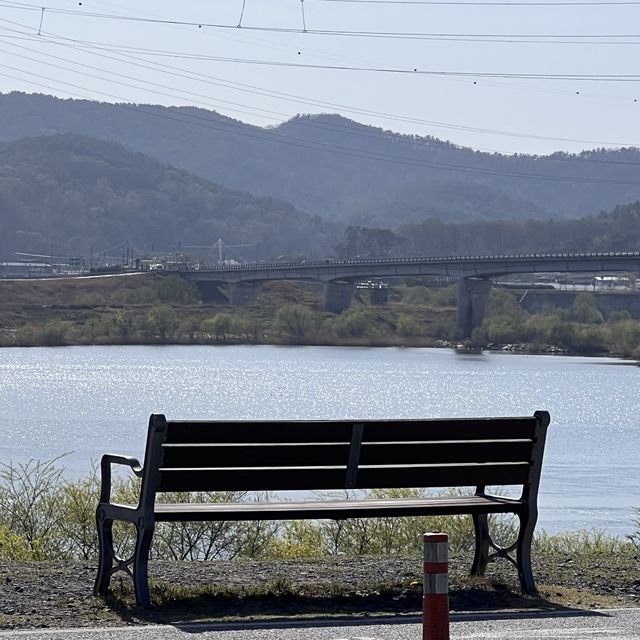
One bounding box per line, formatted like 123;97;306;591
3;2;640;44
319;0;640;5
1;57;639;187
2;19;639;152
1;18;640;159
2;34;639;163
0;6;633;166
2;24;640;80
0;27;296;123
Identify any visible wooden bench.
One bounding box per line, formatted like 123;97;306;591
94;411;550;607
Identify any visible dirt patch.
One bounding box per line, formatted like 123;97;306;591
1;552;638;629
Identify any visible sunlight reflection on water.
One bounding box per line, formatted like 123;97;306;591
0;345;637;535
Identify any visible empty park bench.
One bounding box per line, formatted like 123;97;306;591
94;411;551;607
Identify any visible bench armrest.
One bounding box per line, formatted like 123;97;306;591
99;454;143;504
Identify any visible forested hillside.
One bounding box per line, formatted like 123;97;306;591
1;92;639;225
334;202;640;258
0;134;338;260
398;202;640;256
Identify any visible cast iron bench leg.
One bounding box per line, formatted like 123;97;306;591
470;513;490;577
94;509;114;596
516;510;537;594
133;517;154;608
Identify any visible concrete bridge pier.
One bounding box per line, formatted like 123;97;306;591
370;287;389;305
196;282;229;304
324;281;355;313
457;278;492;337
229;282;261;306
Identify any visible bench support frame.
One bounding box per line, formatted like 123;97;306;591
94;411;550;608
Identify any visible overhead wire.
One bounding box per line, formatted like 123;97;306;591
6;1;640;129
0;39;283;123
2;32;639;164
8;2;636;106
1;15;639;165
62;0;640;105
0;0;638;171
237;0;247;28
1;17;638;151
1;21;639;80
2;2;640;44
318;0;640;6
1;53;638;185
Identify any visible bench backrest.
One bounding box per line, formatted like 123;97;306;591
138;412;550;501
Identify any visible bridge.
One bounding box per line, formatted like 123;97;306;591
172;251;640;336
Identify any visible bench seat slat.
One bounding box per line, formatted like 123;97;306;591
151;495;525;522
158;462;530;492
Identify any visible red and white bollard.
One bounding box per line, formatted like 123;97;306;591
423;532;450;640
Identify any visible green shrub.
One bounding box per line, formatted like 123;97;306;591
1;458;636;564
396;314;418;337
431;286;457;307
112;287;158;305
333;309;381;338
570;293;604;324
154;276;198;304
534;529;634;556
57;470;101;560
145;304;179;341
276;304;313;340
525;314;563;344
628;508;640;550
0;458;66;559
482;316;524;344
0;524;35;560
403;286;432;305
209;313;234;341
261;521;326;560
41;320;74;346
605;319;640;357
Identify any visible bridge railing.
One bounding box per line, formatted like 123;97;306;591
177;250;640;274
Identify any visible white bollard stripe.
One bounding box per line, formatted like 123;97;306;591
424;541;449;563
424;573;449;595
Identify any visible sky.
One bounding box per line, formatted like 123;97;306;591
0;0;639;155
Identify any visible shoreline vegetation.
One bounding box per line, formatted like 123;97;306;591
0;458;639;628
0;273;639;359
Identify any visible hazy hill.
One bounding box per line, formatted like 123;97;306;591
1;92;640;225
0;134;338;261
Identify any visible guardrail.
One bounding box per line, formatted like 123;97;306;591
166;251;640;273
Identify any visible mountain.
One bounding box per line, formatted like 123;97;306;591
0;134;338;261
1;92;639;225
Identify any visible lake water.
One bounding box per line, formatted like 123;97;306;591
0;345;638;536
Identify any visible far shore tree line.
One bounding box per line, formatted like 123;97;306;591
336;202;640;260
1;275;640;358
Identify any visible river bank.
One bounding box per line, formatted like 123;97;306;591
1;273;639;358
1;551;638;629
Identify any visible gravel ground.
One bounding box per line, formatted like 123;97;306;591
1;552;638;630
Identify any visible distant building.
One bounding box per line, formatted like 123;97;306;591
592;275;634;290
0;262;53;278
